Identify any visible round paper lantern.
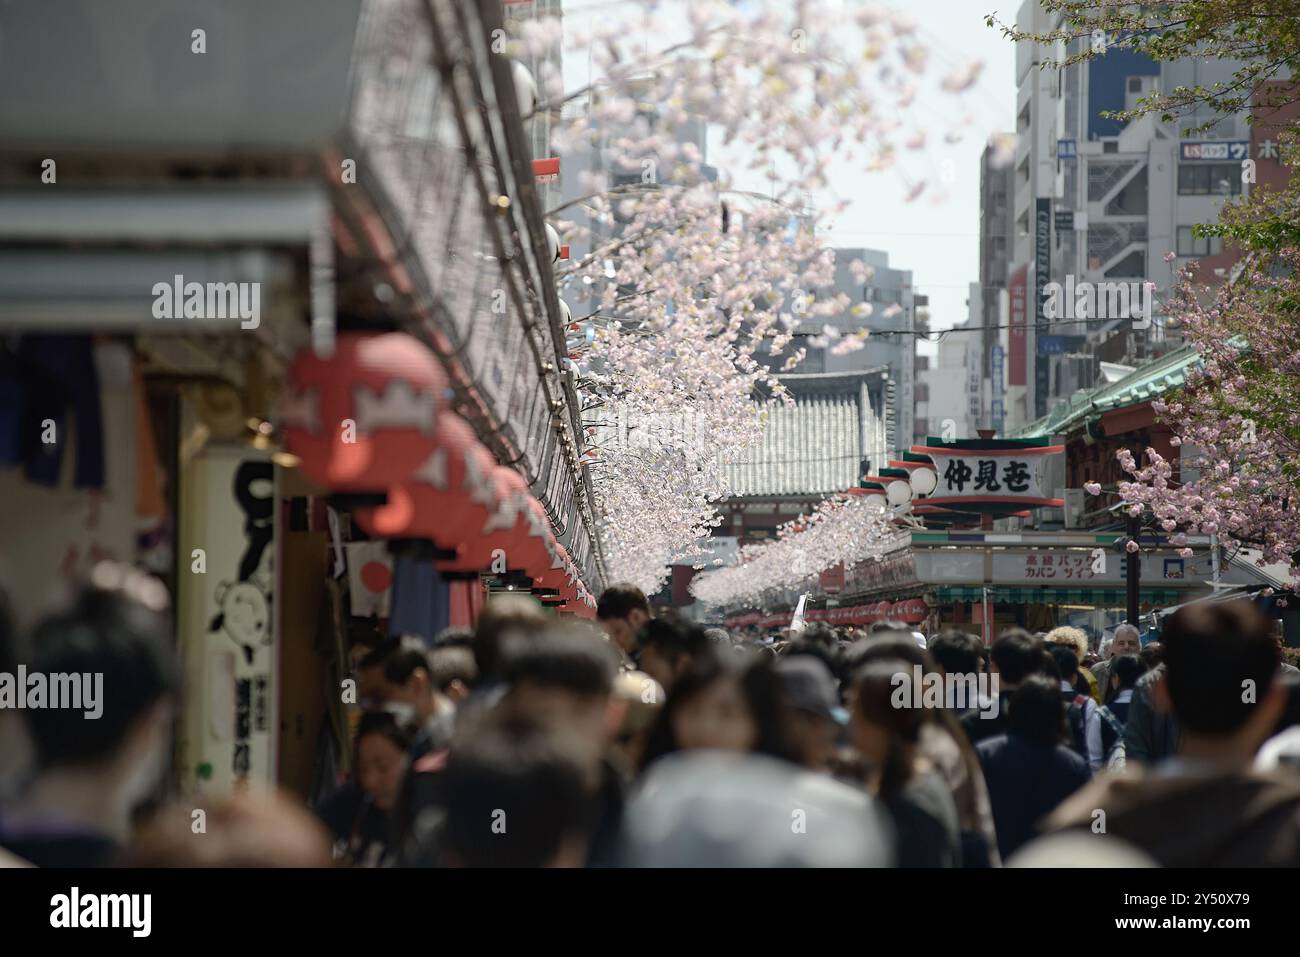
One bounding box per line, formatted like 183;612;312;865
436;465;526;574
282;332;446;491
354;413;492;547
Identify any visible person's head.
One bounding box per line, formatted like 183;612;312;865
640;653;791;769
428;645;477;704
357;635;438;726
503;623;620;762
596;583;651;654
440;710;596;867
850;658;928;797
928;629;985;678
1107;654;1145;699
1048;644;1080;683
773;655;845;771
354;711;412;814
868;619;911;640
24;564;178;803
1046;626;1089;662
1006;675;1068;747
1159;600;1284;753
989;628;1043;688
1110;623;1141;658
798;623;837;651
1139;641;1165;670
636;612;712;693
473;593;549;683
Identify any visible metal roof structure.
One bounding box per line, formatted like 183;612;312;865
1010;344;1202;439
724;368;894;497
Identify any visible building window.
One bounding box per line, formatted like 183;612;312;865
1178;164;1242;195
1176;226;1223;257
1103;140;1118;154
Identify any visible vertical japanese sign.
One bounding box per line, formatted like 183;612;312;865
1008;266;1027;387
1034;198;1052;418
990;345;1005;433
177;444;277;799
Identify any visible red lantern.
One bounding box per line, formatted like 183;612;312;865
437;465;529;574
354;413;495;550
282;332;447;490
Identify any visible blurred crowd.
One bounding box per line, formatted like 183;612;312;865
3;566;1300;868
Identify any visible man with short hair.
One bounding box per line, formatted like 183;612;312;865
1091;623;1140;692
501;624;625;866
0;565;179;868
637;613;711;694
960;628;1043;746
596;583;651;669
1046;600;1300;866
438;711;598;868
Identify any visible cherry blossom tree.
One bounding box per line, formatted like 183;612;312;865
505;0;981;593
1085;250;1300;578
690;492;909;606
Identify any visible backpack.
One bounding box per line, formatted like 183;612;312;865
1097;704;1127;772
1064;693;1090;760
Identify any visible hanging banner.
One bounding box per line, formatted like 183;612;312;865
1008;266;1027;387
177;444;277;801
910;441;1064;509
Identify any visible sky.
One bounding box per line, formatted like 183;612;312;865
560;0;1023;359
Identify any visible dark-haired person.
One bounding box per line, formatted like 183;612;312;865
774;654;847;772
851;659;961;867
428;645;477;705
502;623;625;866
960;628;1043;746
1049;645;1103;772
0;564;179;867
358;635;456;757
317;711;412;866
637;613;712;694
848;635;999;867
439;711;597;867
975;676;1091;860
596;583;651;670
929;629;986;723
1045;599;1300;866
359;635;456;864
1097;654;1144;765
640;652;794;771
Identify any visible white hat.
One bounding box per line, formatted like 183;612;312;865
911;631;928;649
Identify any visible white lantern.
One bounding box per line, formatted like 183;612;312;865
910;466;938;496
865;493;888;511
886;479;912;506
559;298;572;325
545;222;561;263
512;60;538;118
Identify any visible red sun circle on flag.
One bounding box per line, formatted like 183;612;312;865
360;561;393;594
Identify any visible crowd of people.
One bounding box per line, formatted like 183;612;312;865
3;563;1300;867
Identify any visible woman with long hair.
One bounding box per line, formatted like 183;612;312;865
639;651;793;772
851;658;961;867
846;635;1000;866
